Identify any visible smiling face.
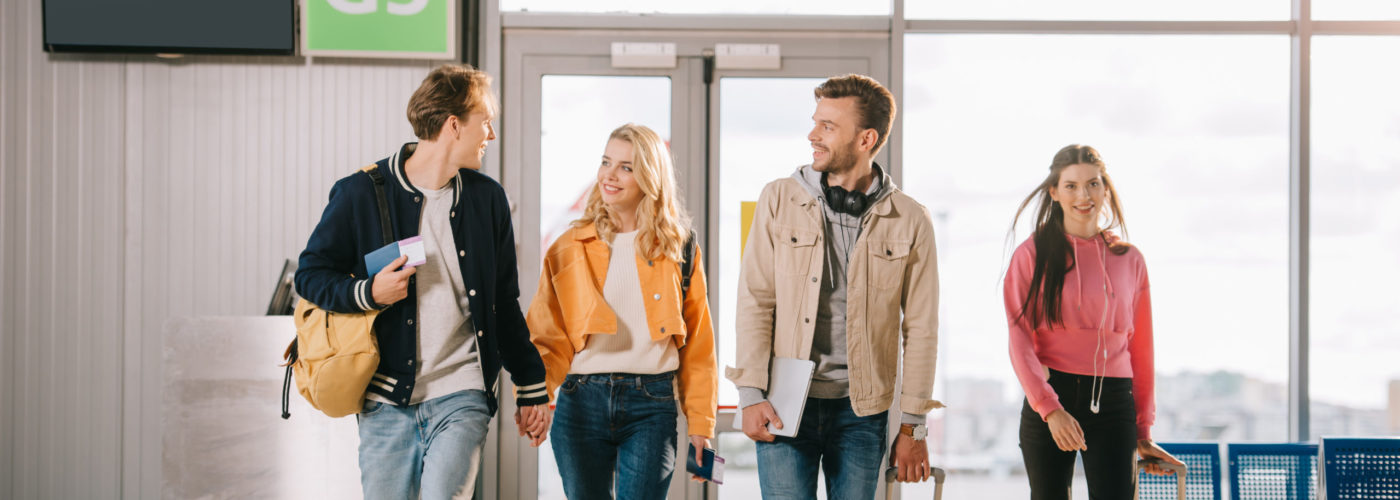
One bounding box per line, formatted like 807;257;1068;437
808;96;868;174
447;103;496;170
1049;162;1108;230
597;138;645;216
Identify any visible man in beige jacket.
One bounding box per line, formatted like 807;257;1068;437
727;74;942;499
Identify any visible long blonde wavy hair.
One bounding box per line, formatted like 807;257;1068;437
572;123;692;262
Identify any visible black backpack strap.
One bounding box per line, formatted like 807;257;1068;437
680;230;697;302
281;338;298;419
365;167;395;246
281;365;293;419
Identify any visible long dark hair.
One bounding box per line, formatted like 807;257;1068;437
1010;145;1129;329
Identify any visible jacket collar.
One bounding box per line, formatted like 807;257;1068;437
389;142;463;208
572;222;600;242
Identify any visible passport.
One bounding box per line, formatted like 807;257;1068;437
685;443;725;484
364;236;426;274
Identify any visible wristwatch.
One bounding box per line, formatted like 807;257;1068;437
899;423;928;441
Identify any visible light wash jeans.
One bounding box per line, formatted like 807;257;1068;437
356;389;492;500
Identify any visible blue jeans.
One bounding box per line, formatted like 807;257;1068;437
550;372;679;500
755;397;888;500
356;390;492;500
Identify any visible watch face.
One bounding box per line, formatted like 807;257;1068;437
913;426;928;440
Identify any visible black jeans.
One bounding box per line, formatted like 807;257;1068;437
1020;368;1138;500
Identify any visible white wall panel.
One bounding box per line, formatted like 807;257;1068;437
1;0;439;496
2;2;126;499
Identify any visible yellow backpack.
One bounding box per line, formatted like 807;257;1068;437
284;299;382;417
281;165;393;418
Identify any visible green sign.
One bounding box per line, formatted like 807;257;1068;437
302;0;456;59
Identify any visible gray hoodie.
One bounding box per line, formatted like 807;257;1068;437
794;163;891;399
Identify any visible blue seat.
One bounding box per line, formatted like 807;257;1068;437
1137;442;1223;500
1227;443;1317;500
1320;437;1400;499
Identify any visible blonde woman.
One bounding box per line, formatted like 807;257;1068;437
528;123;717;499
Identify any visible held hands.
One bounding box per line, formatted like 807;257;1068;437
890;432;932;483
1046;409;1087;452
514;403;552;447
689;435;712;482
371;256;415;306
1137;439;1186;475
740;401;783;442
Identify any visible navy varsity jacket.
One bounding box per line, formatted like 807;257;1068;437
294;143;549;414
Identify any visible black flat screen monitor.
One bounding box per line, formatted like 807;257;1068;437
43;0;294;55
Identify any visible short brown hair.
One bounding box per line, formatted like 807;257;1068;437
814;74;897;154
406;64;495;141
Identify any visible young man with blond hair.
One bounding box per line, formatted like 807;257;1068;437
295;64;550;500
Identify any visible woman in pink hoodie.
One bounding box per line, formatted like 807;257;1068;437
1004;145;1182;499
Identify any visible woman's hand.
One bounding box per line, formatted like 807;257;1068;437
1137;439;1185;475
689;435;712;482
1046;409;1086;452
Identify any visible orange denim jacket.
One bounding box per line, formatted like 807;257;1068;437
526;223;718;437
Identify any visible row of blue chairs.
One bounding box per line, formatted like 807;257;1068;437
1135;438;1400;500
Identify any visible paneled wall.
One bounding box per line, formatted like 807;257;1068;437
1;1;437;497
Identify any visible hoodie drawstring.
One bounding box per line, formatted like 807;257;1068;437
1088;235;1115;414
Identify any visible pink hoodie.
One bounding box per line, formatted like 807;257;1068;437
1003;232;1155;440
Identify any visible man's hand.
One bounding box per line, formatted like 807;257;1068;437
890;432;931;483
741;401;782;442
371;255;415;306
513;404;552;447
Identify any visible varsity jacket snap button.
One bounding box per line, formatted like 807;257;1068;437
450;211;455;217
477;330;484;337
653;294;661;301
886;249;892;256
660;327;666;333
469;289;476;297
407;319;414;325
811;277;818;282
459;250;465;257
791;236;797;243
805;317;810;323
407;360;414;366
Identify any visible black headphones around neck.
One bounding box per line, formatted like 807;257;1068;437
822;173;870;217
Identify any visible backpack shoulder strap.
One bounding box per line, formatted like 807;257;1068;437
364;166;395;246
680;230;697;301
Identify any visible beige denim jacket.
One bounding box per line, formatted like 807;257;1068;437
726;171;944;417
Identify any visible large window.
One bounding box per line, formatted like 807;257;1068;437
1313;1;1400;20
1309;36;1400;438
901;33;1291;496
